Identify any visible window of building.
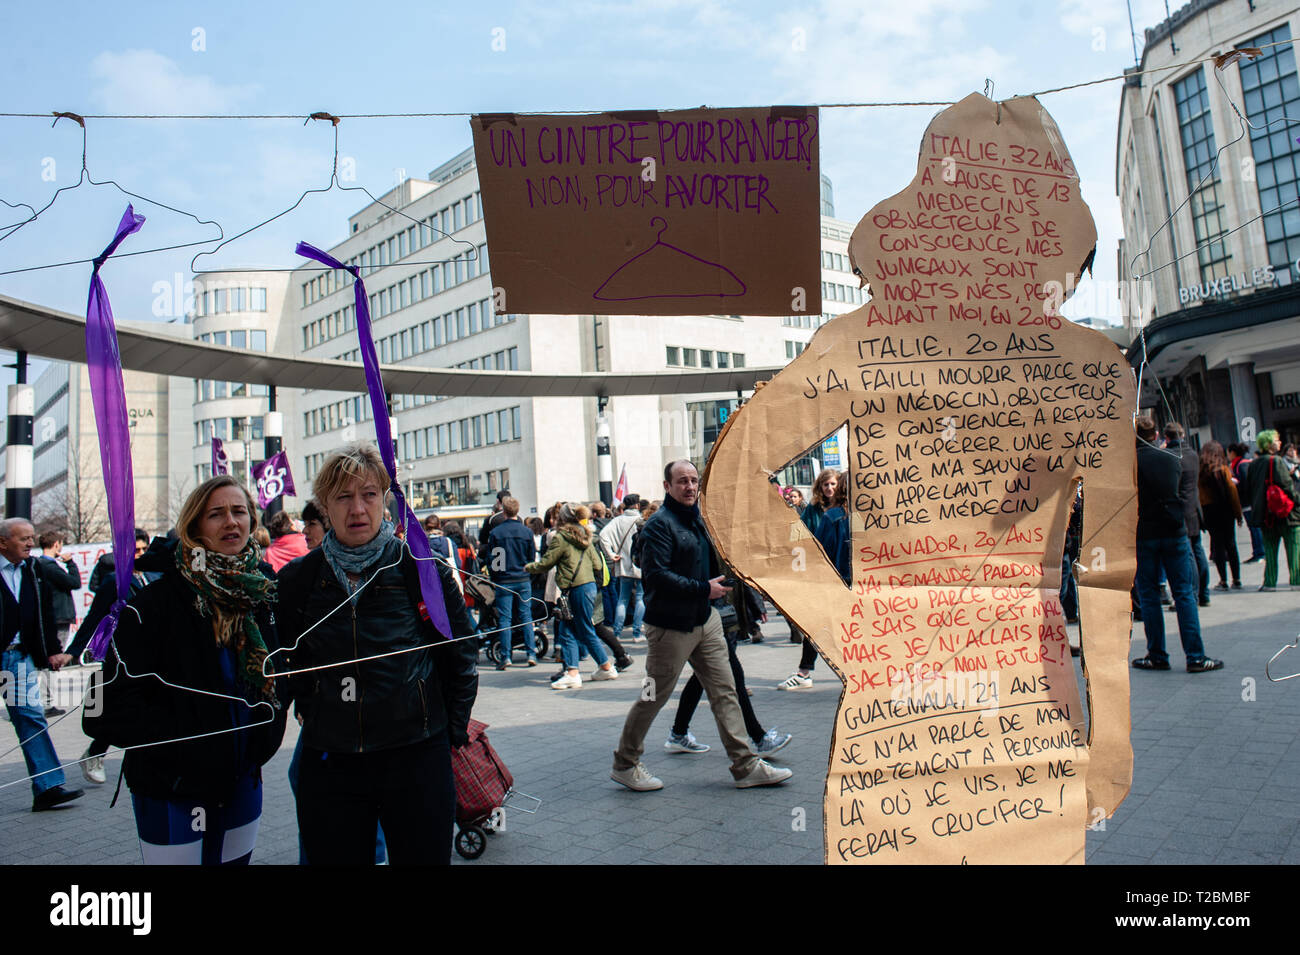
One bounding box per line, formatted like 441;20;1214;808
733;353;745;367
716;351;729;368
683;348;697;366
1173;67;1231;283
700;350;713;368
1240;25;1300;285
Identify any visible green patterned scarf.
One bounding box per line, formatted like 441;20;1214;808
175;539;278;704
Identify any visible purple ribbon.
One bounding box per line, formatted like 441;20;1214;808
86;206;145;660
294;241;452;640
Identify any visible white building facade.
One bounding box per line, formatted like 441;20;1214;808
280;148;861;514
1117;0;1300;446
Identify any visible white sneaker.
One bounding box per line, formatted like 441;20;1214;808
590;666;618;681
752;729;792;757
611;762;664;791
776;672;813;690
664;731;710;753
550;671;582;690
81;747;106;785
735;758;793;788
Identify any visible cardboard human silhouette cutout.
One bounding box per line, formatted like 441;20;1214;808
702;93;1137;864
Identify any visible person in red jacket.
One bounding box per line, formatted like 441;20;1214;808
264;511;309;572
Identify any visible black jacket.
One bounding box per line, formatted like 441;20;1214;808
640;496;720;632
67;568;161;660
277;537;478;753
82;541;288;801
37;555;81;625
0;557;60;666
1168;440;1203;536
88;553;115;595
1137;441;1186;539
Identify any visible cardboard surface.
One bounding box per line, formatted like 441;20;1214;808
702;94;1137;864
471;108;822;315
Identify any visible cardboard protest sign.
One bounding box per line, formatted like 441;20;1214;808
702;93;1137;864
472;107;821;316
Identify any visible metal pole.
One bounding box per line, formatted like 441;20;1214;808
263;386;284;521
5;351;33;519
596;395;613;507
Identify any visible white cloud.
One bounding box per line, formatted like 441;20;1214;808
88;49;259;114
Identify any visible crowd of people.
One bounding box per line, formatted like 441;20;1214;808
0;446;805;865
3;417;1292;863
1128;421;1298;673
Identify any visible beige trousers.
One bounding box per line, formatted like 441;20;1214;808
613;609;757;779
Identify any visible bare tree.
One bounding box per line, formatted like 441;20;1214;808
165;472;194;532
33;438;110;544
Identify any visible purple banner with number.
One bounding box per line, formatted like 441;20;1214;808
86;206;145;660
294;241;451;640
252;450;296;509
211;436;229;476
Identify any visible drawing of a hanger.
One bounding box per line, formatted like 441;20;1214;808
1267;633;1300;682
594;216;746;301
0;112;225;276
190;114;479;275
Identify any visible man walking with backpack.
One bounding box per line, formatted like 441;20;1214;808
1244;429;1300;591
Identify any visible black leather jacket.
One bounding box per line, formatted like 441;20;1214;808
640;497;721;632
277;537;478;753
83;540;287;801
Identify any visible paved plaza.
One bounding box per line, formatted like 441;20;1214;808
4;536;1300;865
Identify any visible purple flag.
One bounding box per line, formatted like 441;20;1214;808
294;241;452;640
252;451;296;509
211;436;229;476
86;206;145;660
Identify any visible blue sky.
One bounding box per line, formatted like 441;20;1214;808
0;0;1178;346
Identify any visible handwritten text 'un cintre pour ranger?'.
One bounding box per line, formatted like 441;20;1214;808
485;116;817;215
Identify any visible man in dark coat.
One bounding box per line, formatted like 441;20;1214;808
1132;419;1223;673
610;460;793;792
1163;422;1210;606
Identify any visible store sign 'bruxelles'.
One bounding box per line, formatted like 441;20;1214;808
1178;265;1276;304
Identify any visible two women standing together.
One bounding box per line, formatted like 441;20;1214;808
87;443;478;865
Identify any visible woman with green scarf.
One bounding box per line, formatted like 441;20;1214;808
85;475;286;865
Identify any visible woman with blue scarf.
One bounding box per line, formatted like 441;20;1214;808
277;443;478;865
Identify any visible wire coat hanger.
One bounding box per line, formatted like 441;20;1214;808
0;112;225;276
188;115;480;276
1267;633;1300;681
